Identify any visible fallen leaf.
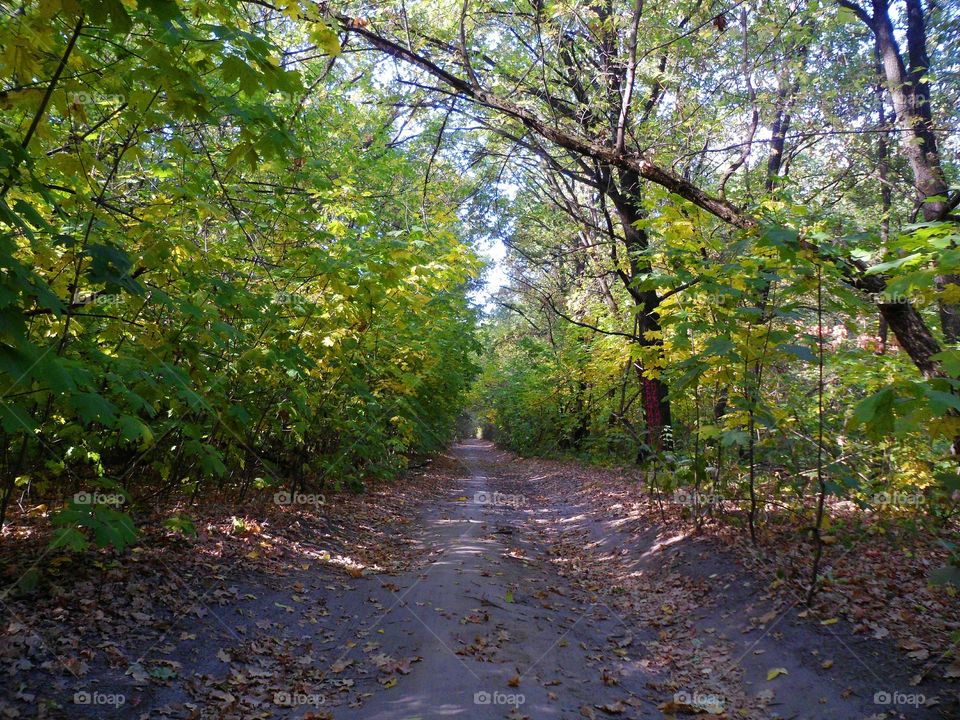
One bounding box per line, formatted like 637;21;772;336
757;610;778;625
756;689;775;703
330;658;353;673
596;700;625;714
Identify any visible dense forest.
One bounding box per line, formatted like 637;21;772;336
0;0;487;543
1;0;959;718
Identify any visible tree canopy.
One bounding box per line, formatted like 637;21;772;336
1;0;959;582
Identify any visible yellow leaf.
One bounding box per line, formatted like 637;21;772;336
767;667;788;680
941;283;960;304
310;24;341;57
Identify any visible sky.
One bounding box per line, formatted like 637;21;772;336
471;235;508;310
467;181;518;311
374;60;515;313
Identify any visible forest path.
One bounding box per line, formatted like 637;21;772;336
333;440;647;719
329;440;940;720
4;441;946;719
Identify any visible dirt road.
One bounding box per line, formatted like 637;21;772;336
330;441;943;719
3;441;949;719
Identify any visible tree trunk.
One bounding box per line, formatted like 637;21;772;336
608;168;673;458
870;0;958;341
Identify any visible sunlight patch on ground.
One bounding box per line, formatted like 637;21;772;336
643;531;691;557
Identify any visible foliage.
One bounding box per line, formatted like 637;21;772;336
0;0;481;548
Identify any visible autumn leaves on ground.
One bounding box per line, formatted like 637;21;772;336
0;441;956;719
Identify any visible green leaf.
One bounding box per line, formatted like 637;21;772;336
779;343;816;363
163;515;197;536
49;527;89;552
704;337;735;357
0;402;36;433
931;350;960;378
118;415;154;448
80;0;133;33
924;390;960;416
850;388;895;436
220;55;262;95
70;392;119;426
759;224;798;249
866;253;924;275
